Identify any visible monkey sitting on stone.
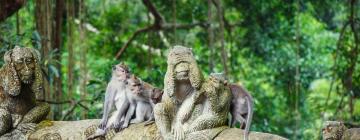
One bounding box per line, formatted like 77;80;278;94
121;75;163;129
322;121;360;140
88;63;131;139
0;47;50;137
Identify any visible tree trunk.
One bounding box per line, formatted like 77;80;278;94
66;0;75;103
213;0;228;77
0;0;26;22
207;0;214;72
53;0;65;120
35;0;53;118
79;0;88;119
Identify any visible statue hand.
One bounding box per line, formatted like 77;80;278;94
172;123;185;140
16;123;36;134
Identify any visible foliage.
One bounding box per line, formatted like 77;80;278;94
0;0;359;139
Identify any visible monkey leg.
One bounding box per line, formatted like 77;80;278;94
154;101;175;137
185;114;225;134
21;102;50;124
231;113;246;128
0;108;12;136
131;103;150;124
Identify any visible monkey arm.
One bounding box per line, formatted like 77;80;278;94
112;96;130;127
20;102;50;124
122;102;136;128
99;86;116;128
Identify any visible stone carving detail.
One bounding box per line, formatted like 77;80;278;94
39;133;61;140
154;46;232;140
0;47;50;139
322;121;360;140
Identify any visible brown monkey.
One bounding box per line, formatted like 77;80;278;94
229;83;254;140
121;75;163;128
0;47;50;136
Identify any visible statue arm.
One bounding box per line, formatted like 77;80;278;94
20;102;50;124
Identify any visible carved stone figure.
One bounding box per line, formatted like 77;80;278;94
0;47;50;139
154;46;232;140
322;121;360;140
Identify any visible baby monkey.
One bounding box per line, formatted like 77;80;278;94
121;75;163;129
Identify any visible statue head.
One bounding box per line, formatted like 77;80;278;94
164;45;203;97
322;121;347;140
2;46;43;96
209;73;228;88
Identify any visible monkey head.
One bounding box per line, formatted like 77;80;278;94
151;88;163;104
112;62;130;81
127;75;144;95
322;121;347;140
164;46;203;97
2;46;43;96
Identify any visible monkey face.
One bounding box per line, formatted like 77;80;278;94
174;62;190;81
12;48;36;84
151;88;163;104
128;77;144;95
113;65;128;80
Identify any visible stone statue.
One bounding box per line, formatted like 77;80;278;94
322;121;360;140
0;47;50;139
154;46;232;140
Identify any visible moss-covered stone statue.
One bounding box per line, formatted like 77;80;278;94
154;46;232;140
0;47;50;139
322;121;360;140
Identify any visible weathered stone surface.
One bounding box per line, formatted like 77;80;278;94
27;119;288;140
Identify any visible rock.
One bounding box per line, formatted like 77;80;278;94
27;119;288;140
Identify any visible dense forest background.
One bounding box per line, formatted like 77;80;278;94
0;0;359;139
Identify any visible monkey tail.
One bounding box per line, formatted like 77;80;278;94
244;95;253;140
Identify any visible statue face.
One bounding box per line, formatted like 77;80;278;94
322;121;345;140
174;62;190;81
12;48;36;84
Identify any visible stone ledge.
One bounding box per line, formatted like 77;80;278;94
26;119;288;140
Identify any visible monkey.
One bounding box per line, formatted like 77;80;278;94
121;75;163;129
88;63;131;139
0;47;50;137
322;121;360;140
229;83;254;140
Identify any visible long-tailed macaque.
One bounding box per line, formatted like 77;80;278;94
229;83;254;140
121;75;163;128
88;63;131;139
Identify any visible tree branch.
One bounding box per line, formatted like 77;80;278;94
115;0;208;59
